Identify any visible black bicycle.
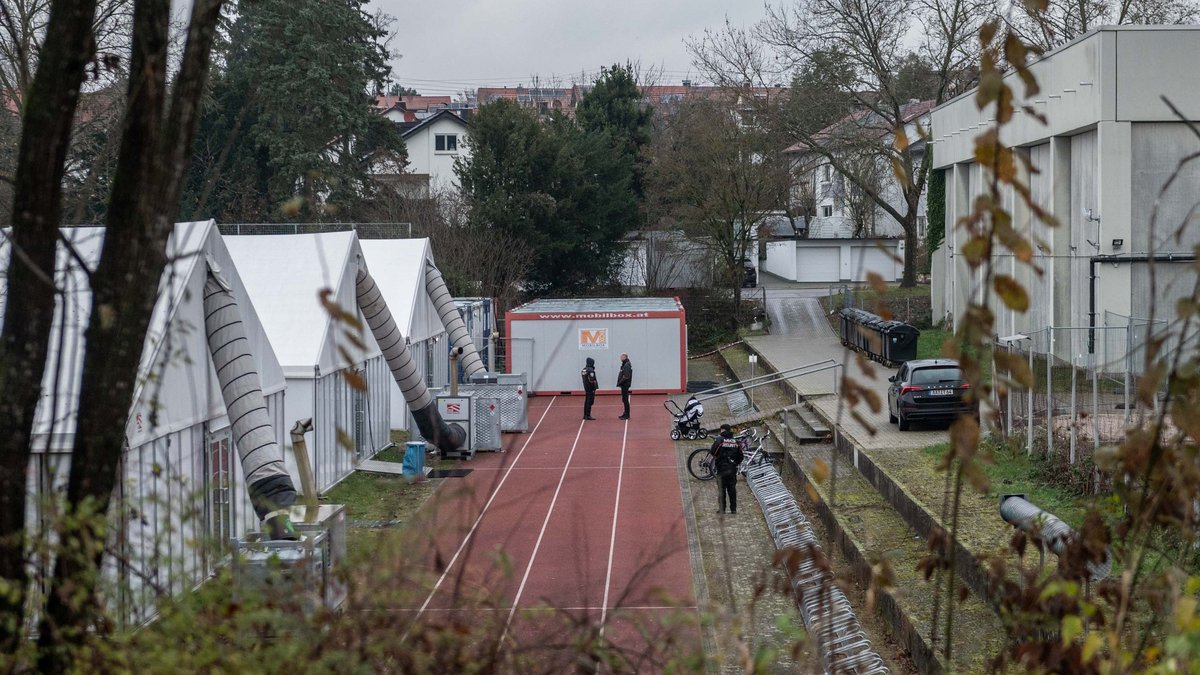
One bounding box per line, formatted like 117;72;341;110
686;428;773;481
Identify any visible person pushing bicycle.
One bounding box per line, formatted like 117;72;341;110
711;425;743;514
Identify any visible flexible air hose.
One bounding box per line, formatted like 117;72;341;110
355;267;466;452
424;261;486;380
203;262;297;540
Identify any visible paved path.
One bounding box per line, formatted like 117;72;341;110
749;282;949;451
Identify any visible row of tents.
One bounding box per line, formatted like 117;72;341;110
2;221;491;627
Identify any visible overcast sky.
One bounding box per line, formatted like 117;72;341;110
368;0;768;97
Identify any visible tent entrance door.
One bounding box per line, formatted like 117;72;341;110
353;375;369;460
205;429;233;567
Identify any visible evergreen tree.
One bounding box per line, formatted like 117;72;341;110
457;96;639;295
183;0;403;221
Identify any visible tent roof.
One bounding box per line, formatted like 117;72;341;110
511;297;684;314
224;231;359;369
0;221;284;450
357;238;440;341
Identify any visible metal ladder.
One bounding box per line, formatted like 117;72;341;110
743;462;889;674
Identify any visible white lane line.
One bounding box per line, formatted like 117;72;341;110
599;417;630;636
411;605;696;613
408;397;558;627
500;418;587;642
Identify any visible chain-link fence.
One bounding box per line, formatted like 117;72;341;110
217;222;413;238
823;284;932;327
995;314;1170;465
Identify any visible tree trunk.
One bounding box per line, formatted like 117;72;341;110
902;212;919;288
37;0;225;668
0;0;98;653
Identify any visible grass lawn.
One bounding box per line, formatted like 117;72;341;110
916;326;953;361
321;429;458;559
919;440;1100;529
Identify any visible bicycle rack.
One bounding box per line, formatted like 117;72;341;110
742;462;889;674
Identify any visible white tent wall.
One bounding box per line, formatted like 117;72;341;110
5;222;285;629
305;356;390;491
226;232;391;493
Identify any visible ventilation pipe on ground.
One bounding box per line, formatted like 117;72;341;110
1000;494;1110;581
425;261;485;380
355;267;466;453
203;262;297;540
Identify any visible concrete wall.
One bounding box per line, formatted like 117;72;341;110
764;240;797;279
619;234;713;289
765;239;904;283
931;27;1200;352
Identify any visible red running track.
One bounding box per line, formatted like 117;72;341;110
408;394;699;660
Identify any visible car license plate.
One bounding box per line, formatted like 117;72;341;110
929;389;954;396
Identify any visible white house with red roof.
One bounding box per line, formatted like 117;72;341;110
783;100;933;241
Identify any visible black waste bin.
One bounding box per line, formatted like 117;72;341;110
881;321;920;366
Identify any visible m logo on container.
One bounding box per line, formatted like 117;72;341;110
579;328;608;350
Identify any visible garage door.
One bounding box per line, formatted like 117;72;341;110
851;246;897;281
796;246;841;282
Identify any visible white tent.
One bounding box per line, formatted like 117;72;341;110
1;221;285;627
358;238;449;430
225;232;391;491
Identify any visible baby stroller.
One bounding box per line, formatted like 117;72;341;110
665;396;707;440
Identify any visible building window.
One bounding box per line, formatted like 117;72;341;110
822;205;833;218
435;134;458;152
824;165;832;181
917;216;928;238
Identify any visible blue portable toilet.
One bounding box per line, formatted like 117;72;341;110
402;441;427;481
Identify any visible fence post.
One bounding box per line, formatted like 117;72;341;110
1123;322;1132;430
1046;328;1053;458
1091;351;1099;450
1027;343;1034;456
1005;344;1013;436
1069;354;1077;465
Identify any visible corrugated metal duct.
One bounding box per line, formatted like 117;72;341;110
203;262;297;539
356;267;466;452
425;261;485;379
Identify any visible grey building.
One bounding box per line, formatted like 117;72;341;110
931;26;1200;360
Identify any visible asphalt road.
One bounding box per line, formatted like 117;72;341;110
757;275;837;339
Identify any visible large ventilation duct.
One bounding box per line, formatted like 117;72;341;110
356;267;466;453
1000;495;1110;581
203;262;297;540
424;261;485;380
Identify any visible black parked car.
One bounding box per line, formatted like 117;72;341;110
742;260;757;288
886;359;975;431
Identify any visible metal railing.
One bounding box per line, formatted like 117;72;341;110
744;461;889;674
691;359;842;407
218;222;413;238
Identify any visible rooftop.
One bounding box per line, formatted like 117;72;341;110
510;297;683;314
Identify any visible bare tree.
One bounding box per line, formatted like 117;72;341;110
362;186;534;314
842;151;885;238
1004;0;1200;50
646;96;789;327
0;0;105;654
0;0;228;665
690;0;990;286
0;0;133;227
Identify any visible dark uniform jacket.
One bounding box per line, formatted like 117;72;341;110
711;437;743;476
581;365;598;392
617;359;632;391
